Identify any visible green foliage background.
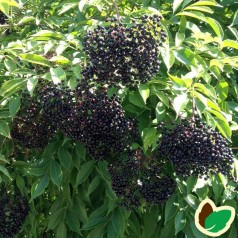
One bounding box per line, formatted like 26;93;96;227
0;0;238;237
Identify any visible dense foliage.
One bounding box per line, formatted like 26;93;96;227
0;0;238;237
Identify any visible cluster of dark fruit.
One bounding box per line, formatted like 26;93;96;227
10;92;55;149
38;81;74;126
0;11;7;25
0;194;29;238
11;80;139;161
158;118;235;179
82;14;166;86
60;86;138;160
108;151;176;209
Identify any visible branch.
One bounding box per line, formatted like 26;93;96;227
113;0;121;24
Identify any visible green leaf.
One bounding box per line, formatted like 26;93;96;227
48;207;66;230
58;2;78;15
142;127;157;150
18;16;35;25
155;91;170;108
56;221;67;238
190;0;218;7
49;56;71;65
216;80;228;101
0;79;25;97
50;67;66;84
76;161;94;186
30;175;49;201
214;117;231;139
206;17;224;39
175;210;186;235
58;148;72;171
175;32;185;47
19;54;52;67
87;176;100;196
231;9;238;26
81;217;108;230
228;224;237;238
186;176;197;194
112;208;125;236
212;175;224;203
185;194;199;210
0;165;11;179
66;208;82;234
138;84;150;104
32;30;64;39
222;39;238;50
1;0;18;7
165;194;178;224
160;219;175;238
108;221;119;238
177;11;205;22
173;93;189;117
184;6;214;14
173;0;184;13
174;48;195;66
0;121;10;137
4;59;17;72
156;102;166;121
205;210;232;232
50;160;62;188
129;91;146;108
9;96;20;117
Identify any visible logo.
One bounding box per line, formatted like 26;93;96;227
194;198;235;237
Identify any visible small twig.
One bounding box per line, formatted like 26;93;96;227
232;147;238;150
113;0;121;24
0;24;10;28
192;96;195;121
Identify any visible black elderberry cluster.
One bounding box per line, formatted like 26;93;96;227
10;92;55;149
61;86;138;160
38;81;74;126
0;11;7;25
82;14;166;86
108;151;176;209
0;194;29;238
158;118;235;179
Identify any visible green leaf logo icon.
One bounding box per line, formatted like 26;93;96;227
195;199;235;237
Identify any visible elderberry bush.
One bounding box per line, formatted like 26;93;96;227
0;194;29;238
82;14;165;86
60;86;138;160
108;151;176;209
158;118;235;179
10;92;55;149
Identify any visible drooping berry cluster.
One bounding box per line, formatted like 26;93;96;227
0;194;29;238
10;92;55;149
0;11;7;25
158;118;235;179
108;151;176;209
38;82;74;126
82;15;166;86
61;87;138;160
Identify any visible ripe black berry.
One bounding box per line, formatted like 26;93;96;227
82;14;165;86
11;91;55;149
108;150;176;209
158;118;235;179
0;193;29;238
61;86;138;161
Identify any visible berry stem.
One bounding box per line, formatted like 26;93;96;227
113;0;121;24
192;93;195;122
232;147;238;150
